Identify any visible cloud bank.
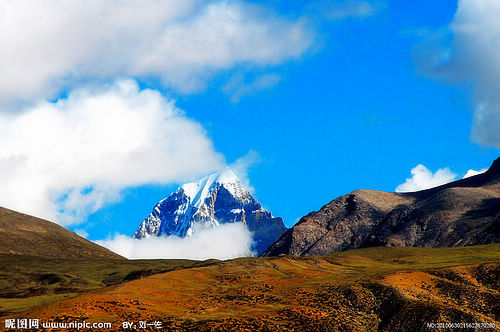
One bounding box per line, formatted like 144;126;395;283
0;0;311;105
95;223;254;260
0;80;224;225
418;0;500;149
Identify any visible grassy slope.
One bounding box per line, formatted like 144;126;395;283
7;244;500;331
0;255;216;316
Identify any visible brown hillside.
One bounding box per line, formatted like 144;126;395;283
0;206;122;259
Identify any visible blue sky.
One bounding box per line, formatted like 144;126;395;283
0;1;499;243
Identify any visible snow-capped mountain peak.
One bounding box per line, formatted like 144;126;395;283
133;167;287;255
179;167;246;208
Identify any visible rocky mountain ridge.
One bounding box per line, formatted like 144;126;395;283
262;158;500;256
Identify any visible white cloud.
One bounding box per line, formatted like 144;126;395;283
95;222;254;260
0;0;312;105
396;164;457;193
0;80;224;225
463;168;487;178
417;0;500;148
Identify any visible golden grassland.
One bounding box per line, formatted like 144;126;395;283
2;244;499;331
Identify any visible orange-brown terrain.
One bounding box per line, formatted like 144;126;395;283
6;245;500;331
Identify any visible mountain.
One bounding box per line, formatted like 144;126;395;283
133;168;287;255
262;158;500;257
0;206;123;259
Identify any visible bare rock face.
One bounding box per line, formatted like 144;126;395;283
133;168;287;255
262;158;500;257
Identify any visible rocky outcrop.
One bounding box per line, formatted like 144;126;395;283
262;158;500;256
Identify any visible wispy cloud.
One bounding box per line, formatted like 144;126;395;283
308;0;386;21
95;223;254;260
73;228;89;239
229;150;262;193
328;1;384;20
224;73;281;103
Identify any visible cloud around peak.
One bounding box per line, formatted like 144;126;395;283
95;223;254;260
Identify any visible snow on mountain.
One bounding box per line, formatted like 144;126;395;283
133;168;287;255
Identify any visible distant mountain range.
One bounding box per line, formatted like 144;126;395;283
133;168;287;255
262;158;500;256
